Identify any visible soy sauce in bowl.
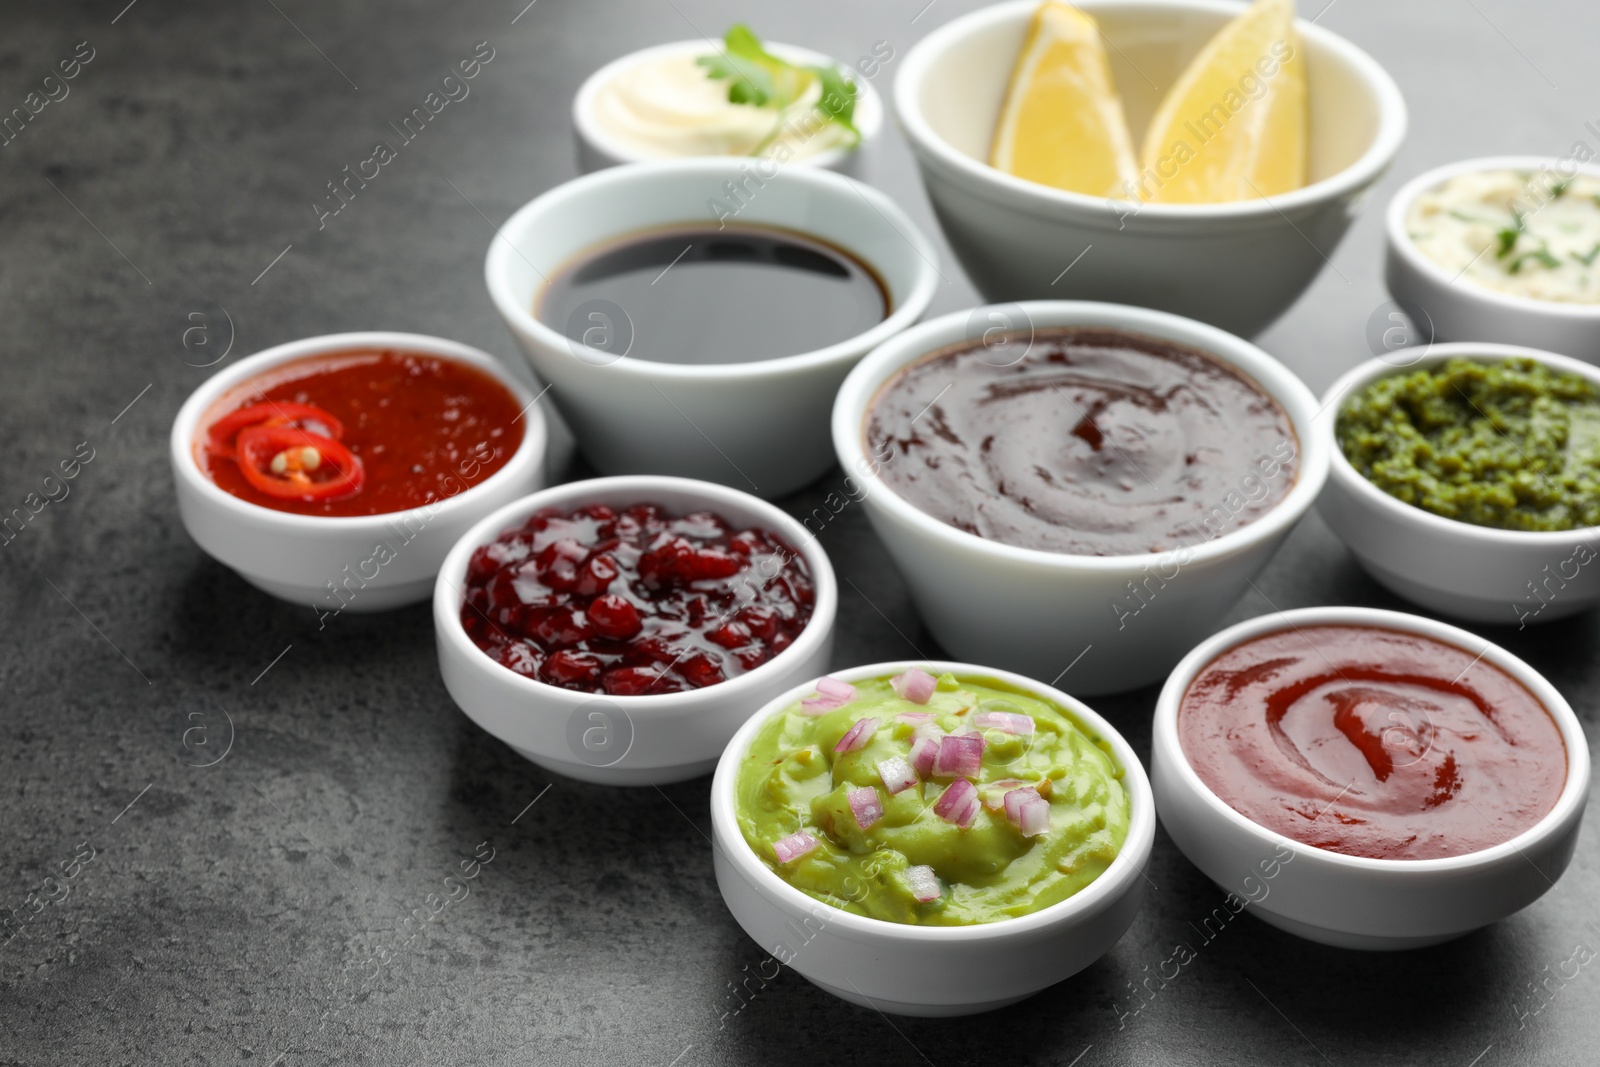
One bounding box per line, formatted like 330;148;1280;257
537;223;889;365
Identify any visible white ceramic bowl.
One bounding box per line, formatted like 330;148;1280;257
1385;156;1600;363
1318;343;1600;624
894;0;1406;337
832;301;1329;696
171;332;547;612
433;475;837;785
710;660;1155;1015
572;39;884;176
485;159;941;499
1152;606;1590;950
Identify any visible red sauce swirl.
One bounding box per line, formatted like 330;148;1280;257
1178;625;1566;860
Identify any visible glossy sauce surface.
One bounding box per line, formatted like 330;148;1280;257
460;503;814;695
864;328;1298;555
1179;625;1567;860
199;351;523;516
536;224;888;365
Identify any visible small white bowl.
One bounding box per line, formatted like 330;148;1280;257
1152;606;1590;950
1385;156;1600;363
894;0;1406;337
572;38;884;176
171;332;547;612
710;660;1155;1016
1318;343;1600;625
433;475;837;785
831;301;1329;696
485;159;940;499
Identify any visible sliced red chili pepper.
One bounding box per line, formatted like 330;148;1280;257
207;402;344;457
235;425;364;501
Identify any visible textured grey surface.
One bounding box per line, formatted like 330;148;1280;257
2;1;1598;1064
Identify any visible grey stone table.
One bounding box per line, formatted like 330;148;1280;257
2;1;1597;1064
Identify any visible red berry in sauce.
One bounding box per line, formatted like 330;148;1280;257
460;502;814;694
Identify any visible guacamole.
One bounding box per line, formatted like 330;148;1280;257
734;671;1131;926
1337;357;1600;531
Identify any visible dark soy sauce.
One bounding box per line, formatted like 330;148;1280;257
537;224;889;365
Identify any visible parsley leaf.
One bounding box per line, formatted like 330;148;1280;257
1495;210;1526;259
1572;242;1600;267
695;24;860;154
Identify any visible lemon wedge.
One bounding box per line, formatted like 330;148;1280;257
990;2;1138;198
1138;0;1307;204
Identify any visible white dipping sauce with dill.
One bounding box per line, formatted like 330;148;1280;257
1405;169;1600;304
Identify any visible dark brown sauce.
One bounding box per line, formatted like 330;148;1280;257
536;223;888;366
864;327;1300;555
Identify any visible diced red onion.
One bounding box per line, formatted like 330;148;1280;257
974;710;1034;735
848;786;884;829
933;733;984;779
895;710;935;724
834;717;879;753
909;737;939;778
1003;786;1051;837
816;676;857;701
891;667;937;704
877;756;918;795
905;864;942;903
1016;797;1051;837
933;778;980;828
800;676;857;715
773;831;819;864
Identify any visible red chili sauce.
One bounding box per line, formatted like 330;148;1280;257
1178;625;1566;860
461;503;814;695
197;350;524;517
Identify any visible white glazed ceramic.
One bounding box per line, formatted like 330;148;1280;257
572;39;884;176
433;475;837;785
485;159;941;499
1153;606;1590;950
894;0;1407;337
1385;156;1600;363
171;332;547;612
832;301;1329;696
1319;343;1600;625
710;660;1155;1015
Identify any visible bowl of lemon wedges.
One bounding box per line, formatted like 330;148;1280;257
895;0;1406;336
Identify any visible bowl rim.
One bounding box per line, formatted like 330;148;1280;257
893;0;1409;222
570;37;885;171
1386;154;1600;321
1153;604;1592;873
710;658;1156;942
831;299;1331;571
432;473;838;711
1321;341;1600;547
169;331;547;534
483;158;942;382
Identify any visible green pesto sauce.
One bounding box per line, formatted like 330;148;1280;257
1337;357;1600;531
734;672;1131;926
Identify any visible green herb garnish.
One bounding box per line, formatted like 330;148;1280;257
1495;209;1526;259
1550;177;1573;200
1507;245;1561;274
1572;242;1600;267
696;24;859;154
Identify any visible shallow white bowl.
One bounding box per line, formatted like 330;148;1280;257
1152;606;1589;950
433;475;837;785
572;39;884;176
831;301;1329;696
894;0;1406;337
485;159;941;499
710;660;1155;1015
1385;155;1600;363
1318;342;1600;625
170;332;547;612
